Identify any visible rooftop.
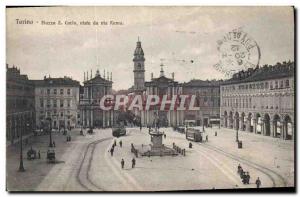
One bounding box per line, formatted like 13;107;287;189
222;61;294;85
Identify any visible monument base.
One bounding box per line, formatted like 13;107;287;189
140;130;178;157
141;145;178;157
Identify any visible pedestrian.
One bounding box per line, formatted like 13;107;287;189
246;172;250;184
255;177;261;188
38;150;41;159
140;125;142;132
121;159;125;169
242;172;247;184
110;147;114;156
164;133;166;139
53;141;55;147
240;168;244;179
206;135;208;142
119;140;122;147
114;140;117;147
132;158;136;168
237;164;242;174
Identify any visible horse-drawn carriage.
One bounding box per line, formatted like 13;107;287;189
27;147;37;160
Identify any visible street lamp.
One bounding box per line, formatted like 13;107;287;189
236;123;239;142
47;117;53;147
18;117;25;172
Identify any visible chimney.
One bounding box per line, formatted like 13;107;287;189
110;72;112;81
151;73;153;80
87;71;89;80
90;69;92;79
172;72;174;80
104;69;106;78
84;72;86;81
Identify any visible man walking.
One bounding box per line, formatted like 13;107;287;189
119;140;122;147
121;159;125;169
255;177;261;188
132;158;136;168
110;147;114;156
246;172;250;184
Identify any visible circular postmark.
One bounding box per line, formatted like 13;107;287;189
215;28;261;77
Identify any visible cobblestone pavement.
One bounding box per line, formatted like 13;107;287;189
6;126;294;191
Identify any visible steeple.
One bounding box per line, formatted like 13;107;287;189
133;37;145;91
133;37;145;61
160;63;165;77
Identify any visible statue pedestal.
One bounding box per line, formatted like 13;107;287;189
141;129;177;157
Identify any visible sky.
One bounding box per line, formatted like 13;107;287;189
6;6;294;90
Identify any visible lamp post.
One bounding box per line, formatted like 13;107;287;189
236;123;239;142
47;117;53;147
18;116;25;172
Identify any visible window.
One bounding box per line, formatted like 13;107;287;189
265;82;269;89
270;81;273;89
40;89;44;94
249;98;252;108
280;81;283;88
53;89;57;95
53;110;57;115
53;99;57;108
60;112;64;117
286;80;290;87
67;89;71;95
40;98;44;108
47;99;51;108
67;100;71;107
47;89;50;95
60;99;64;107
275;81;278;89
60;89;64;95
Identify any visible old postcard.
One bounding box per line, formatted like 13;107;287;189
6;6;295;192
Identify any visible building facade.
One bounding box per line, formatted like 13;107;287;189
6;64;35;144
182;80;221;127
34;76;80;130
141;65;184;127
220;61;295;140
80;69;114;128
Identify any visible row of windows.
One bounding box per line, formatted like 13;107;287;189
40;99;72;108
222;79;291;92
223;97;252;109
41;110;73;118
41;88;72;95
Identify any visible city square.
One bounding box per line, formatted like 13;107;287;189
6;6;295;192
7;126;294;191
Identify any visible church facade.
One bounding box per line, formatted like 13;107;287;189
132;39;220;127
79;69;114;128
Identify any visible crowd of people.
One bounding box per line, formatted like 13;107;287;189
237;164;261;188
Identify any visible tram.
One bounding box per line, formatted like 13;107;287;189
112;125;126;137
185;128;203;142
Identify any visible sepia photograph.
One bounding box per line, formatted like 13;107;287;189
5;6;295;192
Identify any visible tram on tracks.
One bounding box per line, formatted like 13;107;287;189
112;125;126;137
185;127;203;142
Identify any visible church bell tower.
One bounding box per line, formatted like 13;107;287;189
133;37;145;91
